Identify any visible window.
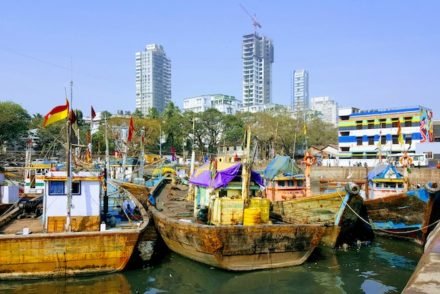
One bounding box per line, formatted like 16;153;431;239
341;147;350;152
392;119;399;128
356;121;363;130
357;137;363;146
380;119;386;128
367;120;374;129
368;136;374;145
381;136;387;144
405;136;412;145
296;180;304;187
404;117;412;127
49;181;65;195
392;135;398;144
72;182;81;195
278;181;285;187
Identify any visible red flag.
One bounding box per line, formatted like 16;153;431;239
127;117;134;142
91;106;96;120
171;146;176;161
69;109;77;124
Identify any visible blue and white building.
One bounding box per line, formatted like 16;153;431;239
330;106;434;167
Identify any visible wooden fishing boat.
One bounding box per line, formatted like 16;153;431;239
149;180;324;271
264;155;374;247
363;154;440;245
0;171;149;280
0;97;152;280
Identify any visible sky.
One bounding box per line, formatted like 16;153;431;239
0;0;439;118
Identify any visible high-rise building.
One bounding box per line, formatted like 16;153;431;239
292;69;309;112
311;96;338;127
135;44;171;115
242;33;274;107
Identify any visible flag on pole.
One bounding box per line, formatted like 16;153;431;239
43;99;69;127
127;117;134;142
91;106;96;120
397;121;404;145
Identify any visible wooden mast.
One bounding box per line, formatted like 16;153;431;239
241;126;251;201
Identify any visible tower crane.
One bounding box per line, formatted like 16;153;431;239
240;4;262;31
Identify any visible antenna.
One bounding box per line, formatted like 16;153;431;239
240;3;262;32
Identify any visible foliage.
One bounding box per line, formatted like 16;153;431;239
0;101;31;146
6;102;338;161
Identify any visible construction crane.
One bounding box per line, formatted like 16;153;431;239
240;3;262;31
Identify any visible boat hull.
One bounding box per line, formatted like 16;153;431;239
272;191;373;247
152;210;324;271
0;230;140;280
365;188;440;245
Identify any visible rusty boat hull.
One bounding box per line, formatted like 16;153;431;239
150;183;324;271
365;187;440;245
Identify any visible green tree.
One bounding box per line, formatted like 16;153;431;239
0;101;31;148
133;108;143;118
147;107;159;119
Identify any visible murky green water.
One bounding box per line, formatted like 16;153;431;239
0;237;422;294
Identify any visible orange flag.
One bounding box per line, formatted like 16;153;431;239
397;121;404;145
43;99;69;127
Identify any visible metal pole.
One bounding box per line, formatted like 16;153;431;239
65;80;73;232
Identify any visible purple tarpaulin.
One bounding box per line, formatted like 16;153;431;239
189;163;264;189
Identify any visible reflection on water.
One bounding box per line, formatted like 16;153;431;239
0;273;131;293
2;237;421;294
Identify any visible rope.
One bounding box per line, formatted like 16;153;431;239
336;190;440;235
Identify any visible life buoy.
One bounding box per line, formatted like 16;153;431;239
399;155;413;167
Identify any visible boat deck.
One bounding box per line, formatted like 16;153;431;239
155;184;196;221
0;218;44;234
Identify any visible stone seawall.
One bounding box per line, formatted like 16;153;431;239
312;166;440;185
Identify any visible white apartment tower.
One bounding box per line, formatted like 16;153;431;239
292;69;309;112
242;33;274;107
135;44;171;115
311;96;338;127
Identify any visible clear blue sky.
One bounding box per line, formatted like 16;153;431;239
1;0;439;118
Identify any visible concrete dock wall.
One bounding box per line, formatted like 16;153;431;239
311;167;440;185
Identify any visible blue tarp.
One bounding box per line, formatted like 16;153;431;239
263;155;303;180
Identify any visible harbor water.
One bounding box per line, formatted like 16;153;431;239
0;236;422;294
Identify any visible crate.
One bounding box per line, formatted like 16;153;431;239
210;198;244;225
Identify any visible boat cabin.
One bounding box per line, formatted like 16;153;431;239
368;164;405;199
190;162;268;226
43;171;102;232
265;175;305;201
263;155;306;201
24;162;57;195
